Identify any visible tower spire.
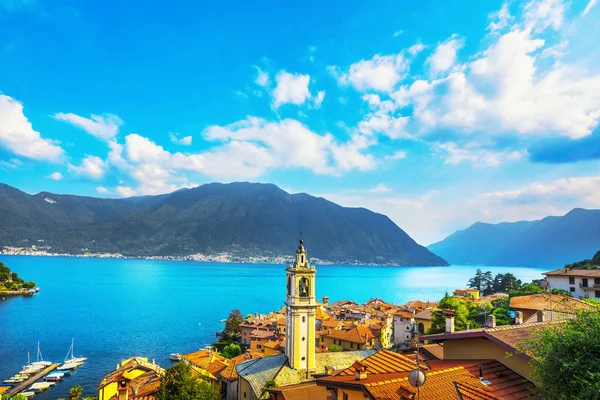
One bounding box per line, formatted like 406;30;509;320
285;236;317;371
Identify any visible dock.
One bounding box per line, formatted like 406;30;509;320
4;363;60;397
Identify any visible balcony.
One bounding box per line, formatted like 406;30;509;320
579;283;594;290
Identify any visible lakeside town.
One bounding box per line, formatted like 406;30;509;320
3;240;599;399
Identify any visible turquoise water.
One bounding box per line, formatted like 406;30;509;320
0;255;547;399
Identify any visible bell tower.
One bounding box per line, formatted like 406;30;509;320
285;237;317;371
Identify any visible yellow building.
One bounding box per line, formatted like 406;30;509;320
284;237;317;371
97;357;164;400
465;288;480;300
413;308;433;335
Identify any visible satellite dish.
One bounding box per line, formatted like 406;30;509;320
408;368;427;388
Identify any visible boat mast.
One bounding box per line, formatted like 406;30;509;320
37;341;43;362
65;338;74;362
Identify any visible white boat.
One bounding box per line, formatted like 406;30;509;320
58;361;83;370
20;391;35;398
64;337;87;364
29;381;55;392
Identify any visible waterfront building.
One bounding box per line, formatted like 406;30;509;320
234;238;375;400
413;308;433;335
97;357;164;400
544;267;600;299
284;237;317;371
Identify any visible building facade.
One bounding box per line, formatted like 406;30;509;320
284;238;317;371
545;267;600;299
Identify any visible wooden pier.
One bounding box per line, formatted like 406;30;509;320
4;363;60;396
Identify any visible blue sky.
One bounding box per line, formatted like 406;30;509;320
1;0;599;244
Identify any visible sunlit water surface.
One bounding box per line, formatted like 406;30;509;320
0;255;546;398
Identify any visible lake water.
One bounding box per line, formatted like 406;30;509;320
0;255;547;399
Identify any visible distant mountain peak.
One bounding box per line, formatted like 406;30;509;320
429;208;600;268
0;182;447;266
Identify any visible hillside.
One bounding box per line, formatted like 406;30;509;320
0;182;447;266
428;208;600;268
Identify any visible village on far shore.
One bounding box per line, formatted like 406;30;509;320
91;241;600;400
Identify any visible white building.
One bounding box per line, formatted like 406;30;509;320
544;267;600;299
392;310;414;348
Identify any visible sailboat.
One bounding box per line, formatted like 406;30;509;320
21;343;51;373
59;338;86;369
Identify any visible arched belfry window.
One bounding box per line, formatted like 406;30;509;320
287;276;292;296
299;277;309;297
300;254;305;264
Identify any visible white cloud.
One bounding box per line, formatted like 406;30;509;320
313;91;326;108
169;132;192;146
48;172;63;180
255;67;269;87
523;0;565;32
387;150;407;160
427;34;465;75
408;43;426;56
347;183;392;194
332;53;408;92
487;3;513;33
68;155;107;179
582;0;597;15
434;143;526;167
53;112;123;141
358;99;410;139
272;71;311;107
393;30;403;37
116;186;136;197
0;94;64;162
402;27;600;140
472;175;600;223
96;186;110;195
0;158;23;168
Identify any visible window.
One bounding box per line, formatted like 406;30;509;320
570;287;575;292
596;291;600;298
569;276;575;284
595;278;600;285
583;278;589;287
343;393;349;400
257;345;261;349
418;323;425;334
299;277;309;297
244;392;247;398
351;342;354;349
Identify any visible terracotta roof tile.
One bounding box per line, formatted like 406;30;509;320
267;381;335;400
510;293;590;313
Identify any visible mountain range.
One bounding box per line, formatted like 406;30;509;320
0;182;447;266
428;208;600;268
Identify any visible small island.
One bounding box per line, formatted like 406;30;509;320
0;261;37;295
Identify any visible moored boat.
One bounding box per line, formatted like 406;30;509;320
169;353;183;361
19;391;35;397
64;337;87;365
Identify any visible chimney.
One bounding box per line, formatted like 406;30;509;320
537;310;546;323
486;315;496;328
352;361;368;381
117;379;129;400
444;309;456;334
322;296;329;306
514;311;523;325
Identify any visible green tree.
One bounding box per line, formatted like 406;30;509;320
221;343;241;359
69;385;84;400
481;271;494;295
429;294;474;334
22;281;36;289
224;309;244;336
550;288;572;297
520;309;600;399
156;361;218;400
468;269;484;291
582;298;600;306
509;283;543;298
329;344;343;352
491;307;511;326
493;273;522;293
